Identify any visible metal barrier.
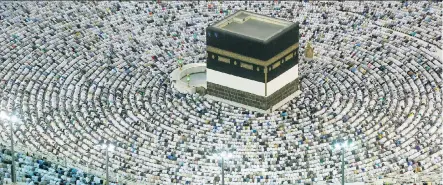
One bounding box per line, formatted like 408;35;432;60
0;140;156;185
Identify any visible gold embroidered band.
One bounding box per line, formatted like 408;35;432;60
207;43;299;67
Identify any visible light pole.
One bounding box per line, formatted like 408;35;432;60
221;156;224;185
0;111;19;183
100;143;115;185
213;151;233;185
332;139;353;185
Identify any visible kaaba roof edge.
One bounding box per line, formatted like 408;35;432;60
208;10;299;44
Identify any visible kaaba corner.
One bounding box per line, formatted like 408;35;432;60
206;10;300;111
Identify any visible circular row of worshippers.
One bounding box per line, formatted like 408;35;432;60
0;0;442;184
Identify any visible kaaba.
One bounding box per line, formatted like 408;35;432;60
206;10;300;110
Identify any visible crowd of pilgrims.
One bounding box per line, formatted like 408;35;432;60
0;0;442;184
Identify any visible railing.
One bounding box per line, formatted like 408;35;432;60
384;171;443;184
0;140;155;185
3;141;441;184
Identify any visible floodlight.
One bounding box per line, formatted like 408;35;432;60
0;111;7;119
9;115;19;122
226;153;233;159
108;144;115;151
335;143;341;149
220;151;227;158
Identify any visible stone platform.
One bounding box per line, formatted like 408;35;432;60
206;78;301;113
205;90;301;114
